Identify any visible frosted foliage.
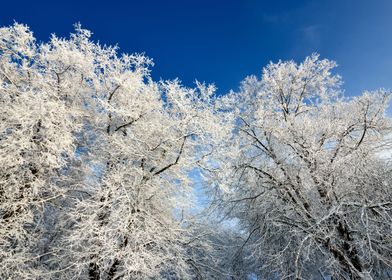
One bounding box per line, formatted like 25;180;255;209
1;23;392;280
0;23;230;279
218;55;392;279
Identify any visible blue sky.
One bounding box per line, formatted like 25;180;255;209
1;0;392;97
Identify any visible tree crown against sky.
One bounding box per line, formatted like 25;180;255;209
0;23;391;280
214;54;392;279
0;23;232;279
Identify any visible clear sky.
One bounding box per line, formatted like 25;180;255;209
1;0;392;97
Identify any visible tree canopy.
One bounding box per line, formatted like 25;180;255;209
0;23;391;280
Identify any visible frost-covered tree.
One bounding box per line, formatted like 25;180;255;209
0;23;230;279
217;55;392;279
0;23;83;278
61;76;229;280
